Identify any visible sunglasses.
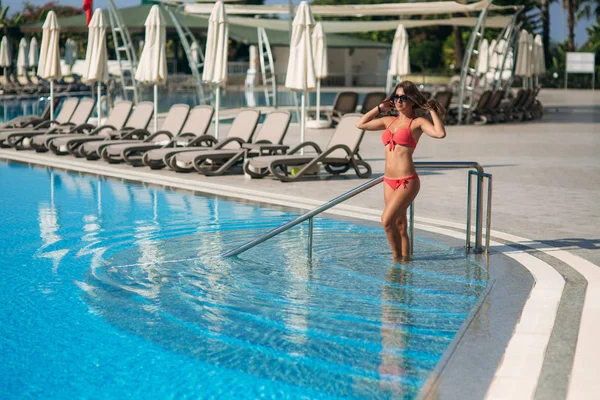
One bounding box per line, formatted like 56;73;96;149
392;94;410;102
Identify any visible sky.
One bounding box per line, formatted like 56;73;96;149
3;0;596;46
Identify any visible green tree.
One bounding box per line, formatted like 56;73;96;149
19;1;83;24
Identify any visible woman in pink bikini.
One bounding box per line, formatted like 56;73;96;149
356;81;446;261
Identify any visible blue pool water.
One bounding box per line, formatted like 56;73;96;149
0;162;487;399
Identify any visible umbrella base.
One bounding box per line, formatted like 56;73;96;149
306;119;330;129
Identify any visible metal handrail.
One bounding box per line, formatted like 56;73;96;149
223;161;491;258
223;176;383;257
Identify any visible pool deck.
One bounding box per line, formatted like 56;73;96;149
1;88;598;400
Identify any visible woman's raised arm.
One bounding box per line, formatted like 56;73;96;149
356;103;391;131
418;109;446;139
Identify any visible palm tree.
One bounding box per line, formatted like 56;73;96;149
540;0;554;65
564;0;600;51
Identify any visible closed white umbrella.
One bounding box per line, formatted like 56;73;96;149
487;38;498;83
29;37;39;74
526;32;534;88
285;1;316;148
492;38;513;82
84;9;109;122
387;24;410;92
202;1;228;139
533;34;545;75
0;36;12;82
535;35;545;74
477;38;489;88
37;11;62;120
308;22;328;128
135;5;167;132
477;38;489;74
533;34;545;87
515;30;530;87
17;38;29;76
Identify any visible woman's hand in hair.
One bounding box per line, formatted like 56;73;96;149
417;100;446;139
379;100;394;114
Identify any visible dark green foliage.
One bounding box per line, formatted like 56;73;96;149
19;1;83;24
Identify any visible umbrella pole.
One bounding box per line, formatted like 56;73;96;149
316;78;321;122
153;84;158;132
50;80;54;121
300;91;305;155
215;86;220;140
97;81;102;122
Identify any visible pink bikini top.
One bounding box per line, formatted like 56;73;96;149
381;117;416;151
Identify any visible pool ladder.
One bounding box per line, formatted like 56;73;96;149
223;162;492;258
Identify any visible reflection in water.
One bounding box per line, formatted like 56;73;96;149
380;266;412;398
36;172;68;273
37;204;68;273
132;221;165;300
194;197;229;333
109;180;132;205
279;226;311;350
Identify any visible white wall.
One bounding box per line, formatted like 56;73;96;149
272;46;390;86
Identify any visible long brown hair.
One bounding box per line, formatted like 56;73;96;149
385;80;446;120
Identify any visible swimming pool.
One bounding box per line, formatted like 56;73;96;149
0;162;487;399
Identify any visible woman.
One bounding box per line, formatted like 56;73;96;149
356;81;446;261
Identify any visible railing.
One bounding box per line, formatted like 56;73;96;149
223;162;492;258
229;62;250;76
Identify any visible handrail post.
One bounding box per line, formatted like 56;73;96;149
308;217;314;259
475;171;484;252
466;172;472;252
409;202;415;255
486;173;493;253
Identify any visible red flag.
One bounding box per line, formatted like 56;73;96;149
83;0;93;25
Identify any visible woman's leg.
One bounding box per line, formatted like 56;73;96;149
381;179;420;260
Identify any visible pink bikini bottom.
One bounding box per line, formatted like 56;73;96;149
383;173;419;190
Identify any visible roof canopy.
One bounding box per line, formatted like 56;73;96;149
182;0;517;17
211;15;512;32
19;5;390;49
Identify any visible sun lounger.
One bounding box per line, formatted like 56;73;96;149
29;98;97;151
57;101;153;158
77;102;157;159
46;100;133;155
0;97;59;130
141;106;215;169
330;91;359;127
433;90;453;111
360;92;387;114
177;110;292;176
499;88;527;122
0;97;79;147
160;108;261;172
244;113;371;181
113;105;215;167
0;97;86;150
99;104;191;164
528;88;543;120
479;90;505;124
446;90;492;125
519;87;542;121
